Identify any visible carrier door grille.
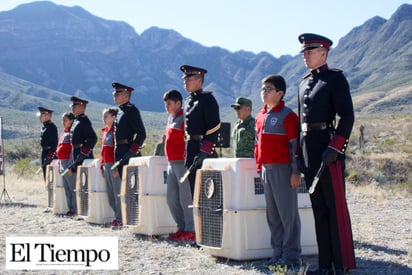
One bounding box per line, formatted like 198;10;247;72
198;171;223;248
124;166;139;226
254;176;264;195
78;168;89;216
47;166;54;208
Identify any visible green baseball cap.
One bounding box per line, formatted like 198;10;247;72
231;97;252;108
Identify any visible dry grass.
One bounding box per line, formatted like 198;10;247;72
347;113;412;193
1;167;411;274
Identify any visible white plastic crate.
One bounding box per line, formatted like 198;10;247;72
127;156;168;195
193;158;318;260
76;159;114;224
46;160;68;215
200;158;266;210
120;156;177;235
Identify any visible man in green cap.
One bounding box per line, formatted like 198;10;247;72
231;96;255;158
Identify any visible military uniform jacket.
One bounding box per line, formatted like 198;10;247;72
184;89;220;167
298;64;354;176
232;115;255;158
70;113;97;160
40;120;58;164
114;102;146;160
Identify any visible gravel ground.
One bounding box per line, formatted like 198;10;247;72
0;175;411;274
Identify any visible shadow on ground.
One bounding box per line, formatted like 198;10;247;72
211;242;411;275
0;202;37;208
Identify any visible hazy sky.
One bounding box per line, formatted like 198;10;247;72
0;0;410;57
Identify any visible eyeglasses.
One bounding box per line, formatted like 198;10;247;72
261;86;280;93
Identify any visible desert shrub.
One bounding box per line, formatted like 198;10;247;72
346;169;359;183
380;137;398;151
4;138;40;162
13;158;35;178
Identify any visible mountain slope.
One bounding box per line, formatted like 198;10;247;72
0;2;290;112
331;4;412;92
0;2;411;120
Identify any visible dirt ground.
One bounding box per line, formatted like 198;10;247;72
0;173;411;274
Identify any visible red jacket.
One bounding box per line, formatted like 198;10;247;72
165;109;185;161
101;126;115;164
56;128;72;160
254;101;299;173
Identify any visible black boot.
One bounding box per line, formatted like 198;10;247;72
334;268;348;275
306;268;333;275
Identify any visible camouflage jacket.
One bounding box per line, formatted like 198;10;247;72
232;115;255;158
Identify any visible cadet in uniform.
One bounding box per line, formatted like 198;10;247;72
230;97;255;158
112;82;146;179
297;33;356;274
67;96;98;216
37;107;58;182
154;135;165;156
181;65;221;195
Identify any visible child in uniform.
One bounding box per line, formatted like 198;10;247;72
100;107;122;228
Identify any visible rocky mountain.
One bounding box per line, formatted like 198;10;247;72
0;2;411;139
278;4;412;104
0;1;289;112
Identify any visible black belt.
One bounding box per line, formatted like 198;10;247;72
72;144;83;149
301;122;331;132
116;139;130;145
42;146;52;150
185;134;203;141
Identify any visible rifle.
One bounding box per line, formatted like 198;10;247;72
111;145;145;171
111;153;134;171
110;159;123;171
308;162;325;194
60;162;78;176
179;161;198;184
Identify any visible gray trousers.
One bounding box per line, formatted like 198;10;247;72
103;163;122;221
262;163;301;262
60;159;77;213
166;160;194;232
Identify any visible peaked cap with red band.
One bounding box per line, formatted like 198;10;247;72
299;33;333;52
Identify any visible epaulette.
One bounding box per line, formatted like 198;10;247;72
329;68;343;73
303;72;311;79
124;102;135;107
202;91;213;94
